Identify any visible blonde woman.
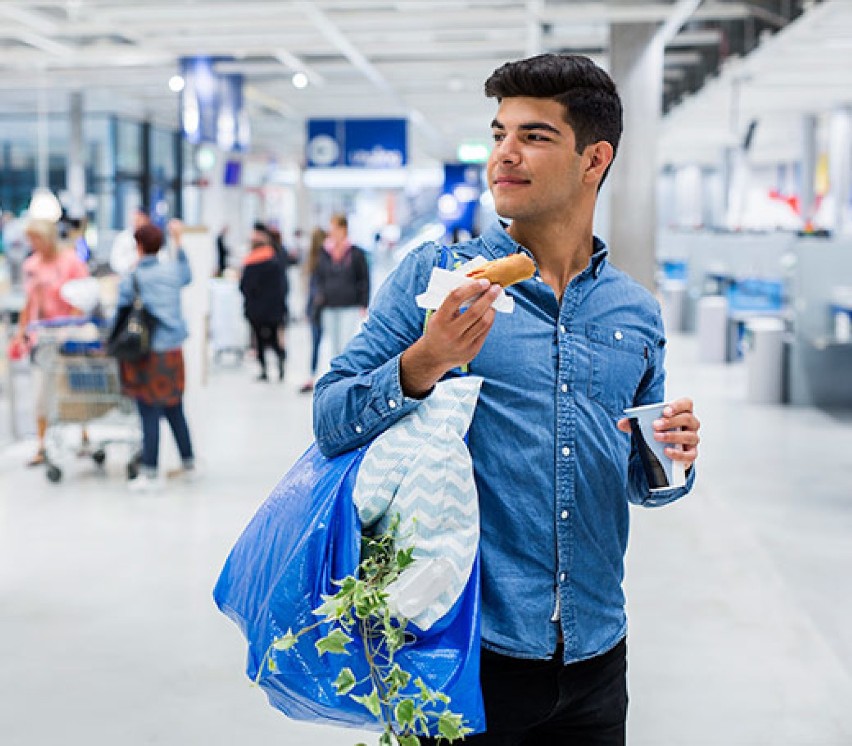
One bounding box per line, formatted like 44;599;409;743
14;219;89;466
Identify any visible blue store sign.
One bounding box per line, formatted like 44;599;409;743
306;118;407;168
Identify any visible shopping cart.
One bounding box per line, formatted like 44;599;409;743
31;317;142;483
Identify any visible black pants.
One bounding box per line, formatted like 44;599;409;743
136;399;193;472
421;638;627;745
248;320;285;375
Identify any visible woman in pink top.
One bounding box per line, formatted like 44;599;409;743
13;218;89;465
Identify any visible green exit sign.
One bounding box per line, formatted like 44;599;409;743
457;142;489;163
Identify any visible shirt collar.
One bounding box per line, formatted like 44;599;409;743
481;220;609;278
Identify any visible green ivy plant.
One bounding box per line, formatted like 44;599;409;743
256;515;472;746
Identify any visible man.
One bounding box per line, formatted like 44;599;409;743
312;213;370;360
109;208;150;275
314;54;701;744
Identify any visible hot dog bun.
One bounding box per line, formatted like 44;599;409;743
466;253;536;287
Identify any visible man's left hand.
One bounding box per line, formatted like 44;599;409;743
617;397;701;470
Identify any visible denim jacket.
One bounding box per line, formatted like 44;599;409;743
116;249;192;352
314;221;695;664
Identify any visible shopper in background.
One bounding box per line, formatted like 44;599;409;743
314;54;701;745
298;226;327;394
239;225;288;382
118;220;196;491
216;225;230;277
14;218;89;466
109;208;150;275
313;213;370;360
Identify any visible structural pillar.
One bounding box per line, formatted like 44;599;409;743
800;113;818;229
66;91;86;220
608;22;664;291
828;107;851;235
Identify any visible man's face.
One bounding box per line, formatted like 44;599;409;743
486;96;585;225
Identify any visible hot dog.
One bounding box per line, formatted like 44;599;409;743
466;253;536;288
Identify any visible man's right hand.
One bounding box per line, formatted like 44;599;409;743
400;279;501;398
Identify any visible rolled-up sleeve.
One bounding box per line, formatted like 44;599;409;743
314;242;439;457
626;306;696;507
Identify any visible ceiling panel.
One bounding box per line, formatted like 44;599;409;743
0;0;844;169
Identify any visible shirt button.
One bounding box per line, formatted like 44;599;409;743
560;324;567;334
562;446;571;457
559;572;567;583
354;425;363;434
561;509;569;520
561;383;568;393
614;330;624;341
388;400;397;409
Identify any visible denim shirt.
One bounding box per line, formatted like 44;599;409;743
314;221;695;664
116;250;192;352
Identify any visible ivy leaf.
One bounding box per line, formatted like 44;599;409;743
271;629;298;651
315;628;352;656
437;711;465;741
313;594;348;621
333;667;357;696
385;663;411;692
351;688;381;718
414;677;433;702
396;547;416;570
379;732;394;746
398;736;420;746
394;699;416;727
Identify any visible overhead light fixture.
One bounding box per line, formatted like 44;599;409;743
169;75;186;93
292;72;309;89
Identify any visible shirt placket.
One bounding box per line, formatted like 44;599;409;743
553;277;583;653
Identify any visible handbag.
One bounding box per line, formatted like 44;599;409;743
107;273;157;362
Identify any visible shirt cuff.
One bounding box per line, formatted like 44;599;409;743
641;463;696;507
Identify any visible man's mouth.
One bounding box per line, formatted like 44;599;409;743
493;176;530;186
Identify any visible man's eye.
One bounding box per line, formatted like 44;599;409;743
492;132;504;142
527;133;549;142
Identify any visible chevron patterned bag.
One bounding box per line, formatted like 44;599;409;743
353;376;483;631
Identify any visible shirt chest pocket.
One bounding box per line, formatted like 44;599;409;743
586;323;648;416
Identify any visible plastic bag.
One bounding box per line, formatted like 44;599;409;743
213;441;486;735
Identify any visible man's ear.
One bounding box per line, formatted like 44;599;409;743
583;141;614;185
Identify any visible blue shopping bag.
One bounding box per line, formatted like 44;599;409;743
213;441;485;735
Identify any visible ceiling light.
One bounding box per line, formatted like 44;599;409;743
292;72;309;89
169;75;185;93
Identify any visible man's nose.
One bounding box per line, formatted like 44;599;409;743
493;135;520;163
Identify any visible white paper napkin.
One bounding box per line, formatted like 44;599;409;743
415;256;515;313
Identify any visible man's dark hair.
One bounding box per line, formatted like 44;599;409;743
484;54;623;182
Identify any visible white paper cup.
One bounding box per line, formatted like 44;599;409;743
623;402;686;492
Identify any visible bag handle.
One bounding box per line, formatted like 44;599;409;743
131;271;144;309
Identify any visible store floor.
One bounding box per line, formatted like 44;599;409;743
1;323;850;746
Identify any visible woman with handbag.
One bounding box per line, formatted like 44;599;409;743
116;220;197;492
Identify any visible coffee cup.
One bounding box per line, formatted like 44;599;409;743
623;402;686;491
